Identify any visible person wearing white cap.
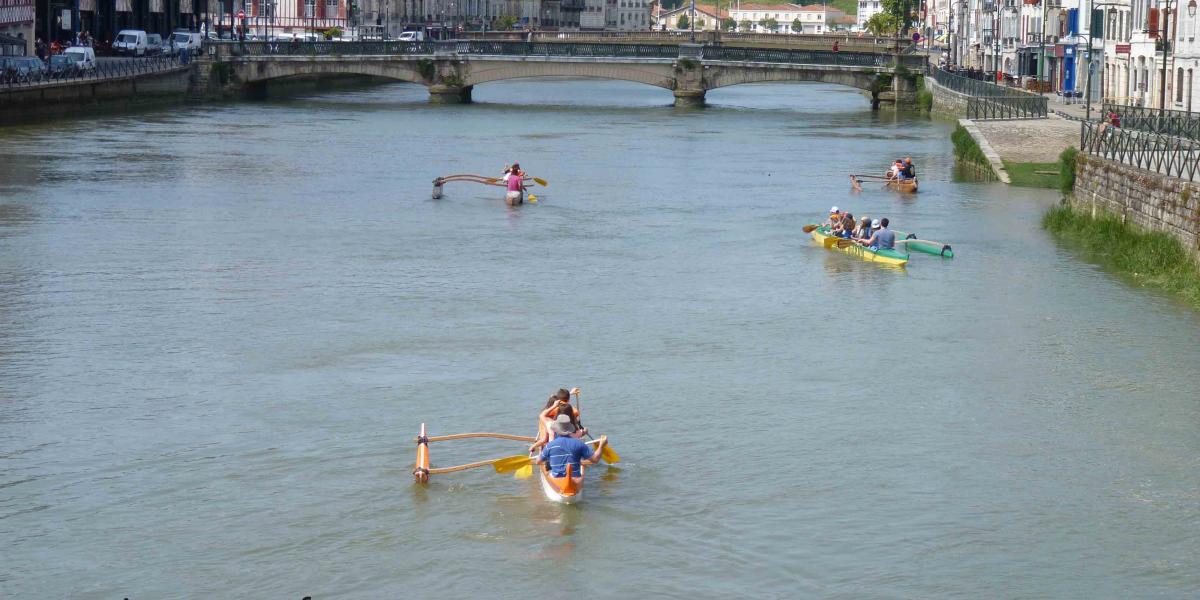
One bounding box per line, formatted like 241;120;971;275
822;206;841;228
858;217;896;251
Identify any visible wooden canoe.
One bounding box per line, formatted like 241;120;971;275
886;178;918;193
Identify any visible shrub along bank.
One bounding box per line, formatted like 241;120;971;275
951;124;995;178
1043;204;1200;308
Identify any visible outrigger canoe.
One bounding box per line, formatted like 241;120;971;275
811;226;909;267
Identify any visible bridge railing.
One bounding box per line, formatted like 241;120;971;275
458;30;912;53
461;41;679;58
704;46;924;69
209;39;921;71
224;40;435;56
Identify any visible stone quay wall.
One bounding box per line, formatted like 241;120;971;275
926;77;969;117
1071;153;1200;259
0;67;191;125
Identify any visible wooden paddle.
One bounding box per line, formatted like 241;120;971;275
802;224;820;233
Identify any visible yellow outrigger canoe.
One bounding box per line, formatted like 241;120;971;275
811;226;909;267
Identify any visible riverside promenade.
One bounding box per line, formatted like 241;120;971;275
962;115;1079;183
925;66;1080;182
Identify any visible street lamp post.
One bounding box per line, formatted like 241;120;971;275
690;0;696;43
1159;0;1174;112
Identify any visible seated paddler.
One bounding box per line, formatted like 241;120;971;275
530;388;583;454
534;415;606;482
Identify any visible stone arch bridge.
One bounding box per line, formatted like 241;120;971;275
195;40;925;109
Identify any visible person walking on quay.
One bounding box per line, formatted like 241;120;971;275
35;38;46;61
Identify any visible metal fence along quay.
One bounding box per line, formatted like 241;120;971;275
967;95;1049;119
932;67;1048;119
1;54;189;89
1102;102;1200;141
1081;120;1200;181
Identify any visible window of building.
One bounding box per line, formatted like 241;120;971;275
304;0;314;17
1177;67;1185;102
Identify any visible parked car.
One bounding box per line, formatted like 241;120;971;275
168;31;203;55
1;56;49;82
47;54;82;77
114;30;149;56
398;30;425;41
62;46;97;71
146;33;163;55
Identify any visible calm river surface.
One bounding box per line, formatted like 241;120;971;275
2;80;1200;598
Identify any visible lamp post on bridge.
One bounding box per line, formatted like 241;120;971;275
690;0;696;43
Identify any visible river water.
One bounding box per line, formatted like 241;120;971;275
2;80;1199;598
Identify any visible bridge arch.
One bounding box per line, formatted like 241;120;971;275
703;65;883;93
231;58;429;88
462;61;677;90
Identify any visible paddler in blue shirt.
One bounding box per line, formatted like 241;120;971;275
534;415;606;481
858;217;896;251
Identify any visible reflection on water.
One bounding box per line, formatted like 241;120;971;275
1;79;1199;599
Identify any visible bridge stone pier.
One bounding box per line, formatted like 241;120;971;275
194;40;924;110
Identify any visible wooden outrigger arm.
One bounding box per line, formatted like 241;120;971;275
413;426;611;483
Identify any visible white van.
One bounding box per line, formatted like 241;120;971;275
114;30;149;56
167;31;203;55
61;46;97;71
397;31;425;41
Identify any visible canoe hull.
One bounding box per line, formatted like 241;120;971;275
539;467;583;504
811;227;909;267
887;178;918;193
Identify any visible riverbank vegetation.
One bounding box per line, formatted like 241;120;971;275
951;124;996;178
1043;205;1200;308
916;76;932;112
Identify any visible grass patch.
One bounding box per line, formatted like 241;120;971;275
1043;205;1200;308
951;124;995;177
1003;161;1060;188
1058;146;1078;194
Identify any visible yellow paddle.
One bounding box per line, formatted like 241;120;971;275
491;454;533;473
531;177;548;186
513;464;534;479
528;194;538;203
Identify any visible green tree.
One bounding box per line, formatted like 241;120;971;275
865;12;900;36
721;17;736;31
791;18;802;33
880;0;916;35
738;19;752;31
677;14;689;30
495;15;518;29
764;18;779;32
696;18;706;28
